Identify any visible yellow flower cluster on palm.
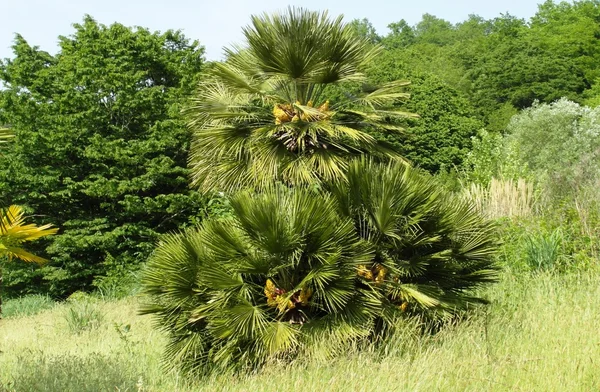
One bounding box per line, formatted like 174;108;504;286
273;100;331;125
357;264;387;284
0;205;58;263
264;279;313;313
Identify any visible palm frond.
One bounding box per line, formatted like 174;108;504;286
0;205;58;263
186;8;417;194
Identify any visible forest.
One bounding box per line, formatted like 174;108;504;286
1;1;600;391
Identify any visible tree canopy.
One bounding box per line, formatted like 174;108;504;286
0;16;206;296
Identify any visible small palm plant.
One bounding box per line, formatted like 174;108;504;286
141;187;379;374
187;7;416;193
332;160;499;322
0;205;58;316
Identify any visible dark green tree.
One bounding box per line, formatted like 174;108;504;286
0;17;206;296
366;53;483;172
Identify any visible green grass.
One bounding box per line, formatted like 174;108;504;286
1;270;599;391
2;295;55;318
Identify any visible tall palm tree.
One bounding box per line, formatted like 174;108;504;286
0;205;58;316
187;8;417;193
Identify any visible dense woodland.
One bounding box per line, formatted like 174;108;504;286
2;1;598;299
2;0;600;382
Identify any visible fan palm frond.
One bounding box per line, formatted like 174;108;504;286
332;159;500;319
141;186;377;374
0;205;58;263
187;8;417;193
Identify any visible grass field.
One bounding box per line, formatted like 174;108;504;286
1;269;599;391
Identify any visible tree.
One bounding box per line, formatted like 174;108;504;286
366;53;483;172
186;7;416;193
0;205;57;316
349;18;381;44
0;17;206;297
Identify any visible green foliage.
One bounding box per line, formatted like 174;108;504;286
333;160;499;316
524;229;563;271
186;8;416;193
2;294;54;318
505;99;600;200
0;17;207;297
141;186;378;374
141;160;498;375
366;56;483;172
379;2;600;130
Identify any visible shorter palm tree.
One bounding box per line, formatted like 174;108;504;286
141;163;499;375
141;187;379;374
0;205;58;316
332;159;499;324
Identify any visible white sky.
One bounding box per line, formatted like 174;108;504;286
1;0;545;61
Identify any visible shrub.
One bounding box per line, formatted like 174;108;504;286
141;160;499;375
505;99;600;201
333;160;499;318
141;186;377;375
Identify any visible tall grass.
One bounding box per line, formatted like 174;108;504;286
1;270;599;391
464;178;535;219
2;295;55;319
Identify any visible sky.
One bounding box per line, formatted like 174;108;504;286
1;0;546;61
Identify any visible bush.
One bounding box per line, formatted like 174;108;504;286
505;99;600;201
141;160;499;375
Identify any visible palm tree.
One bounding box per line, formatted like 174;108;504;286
186;8;417;193
332;159;499;323
0;205;58;316
141;163;499;374
141;187;379;374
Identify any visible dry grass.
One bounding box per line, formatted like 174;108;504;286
464;178;536;219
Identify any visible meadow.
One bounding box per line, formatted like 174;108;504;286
2;267;599;391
